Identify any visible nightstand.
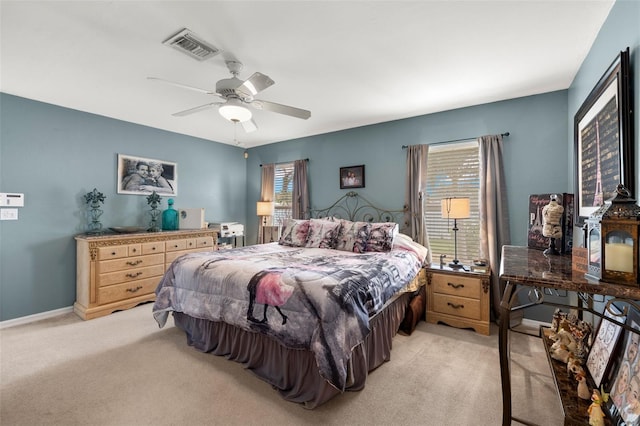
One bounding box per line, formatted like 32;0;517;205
425;264;491;335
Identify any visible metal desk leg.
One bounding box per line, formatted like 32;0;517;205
499;280;517;426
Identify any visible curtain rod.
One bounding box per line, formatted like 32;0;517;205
260;158;309;167
401;132;510;149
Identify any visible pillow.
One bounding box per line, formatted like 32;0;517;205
305;218;342;249
335;220;370;253
279;219;310;247
365;222;399;252
392;233;429;264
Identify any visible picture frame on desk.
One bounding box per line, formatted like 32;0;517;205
574;47;633;226
606;305;640;425
587;303;625;388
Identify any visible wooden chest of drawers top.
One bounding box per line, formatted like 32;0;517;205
76;229;217;261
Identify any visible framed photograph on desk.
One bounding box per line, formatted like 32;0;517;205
587;304;625;388
607;306;640;425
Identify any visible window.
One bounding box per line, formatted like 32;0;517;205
273;162;294;226
425;141;480;265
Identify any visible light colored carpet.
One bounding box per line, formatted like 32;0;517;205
0;303;564;425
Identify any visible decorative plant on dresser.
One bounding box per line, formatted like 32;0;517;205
74;229;217;320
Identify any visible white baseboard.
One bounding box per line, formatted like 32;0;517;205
0;306;74;329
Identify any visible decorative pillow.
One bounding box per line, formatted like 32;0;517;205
279;219;310;247
392;233;429;264
335;220;370;253
365;222;399;252
305;219;342;249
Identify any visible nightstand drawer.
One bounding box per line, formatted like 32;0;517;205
432;274;481;299
432;294;481;320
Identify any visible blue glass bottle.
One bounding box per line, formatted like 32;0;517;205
162;199;178;231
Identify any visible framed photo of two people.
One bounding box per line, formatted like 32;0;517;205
117;154;177;196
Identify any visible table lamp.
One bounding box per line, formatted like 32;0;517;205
441;197;470;269
257;201;274;226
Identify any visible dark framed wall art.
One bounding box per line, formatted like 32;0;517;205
574;47;633;225
117;154;178;196
340;165;365;189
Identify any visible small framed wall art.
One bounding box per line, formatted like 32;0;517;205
340;165;365;189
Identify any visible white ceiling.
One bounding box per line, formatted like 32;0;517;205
0;1;615;148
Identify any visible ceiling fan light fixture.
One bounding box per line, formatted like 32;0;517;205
219;99;252;122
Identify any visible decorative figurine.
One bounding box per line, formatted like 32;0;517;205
84;188;106;234
542;194;564;255
588;388;609;426
146;191;162;232
162;198;178;231
576;372;591;400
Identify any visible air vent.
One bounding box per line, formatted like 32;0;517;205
162;28;220;61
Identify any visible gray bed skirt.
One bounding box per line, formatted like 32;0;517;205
172;290;411;408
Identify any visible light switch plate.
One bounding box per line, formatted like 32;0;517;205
0;208;18;220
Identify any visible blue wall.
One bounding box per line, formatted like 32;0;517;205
247;90;569;250
1;0;637;322
568;0;640;200
0;94;247;321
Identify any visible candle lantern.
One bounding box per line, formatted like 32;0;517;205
586;184;640;286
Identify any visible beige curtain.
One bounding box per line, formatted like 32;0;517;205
292;159;309;219
405;145;432;264
259;164;275;244
478;134;511;320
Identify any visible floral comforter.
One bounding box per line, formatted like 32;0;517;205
153;242;426;391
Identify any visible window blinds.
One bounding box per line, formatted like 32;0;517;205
425;141;481;264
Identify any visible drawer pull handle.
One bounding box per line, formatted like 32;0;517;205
126;260;143;266
174;244;178;248
152;247;156;250
448;282;465;289
126;272;143;278
111;252;116;256
132;248;137;253
447;302;464;309
126;285;143;293
189;243;193;246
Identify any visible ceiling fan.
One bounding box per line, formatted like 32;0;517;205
148;60;311;133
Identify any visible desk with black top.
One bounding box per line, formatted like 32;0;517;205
498;245;640;426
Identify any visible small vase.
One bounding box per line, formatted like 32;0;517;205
162;199;179;231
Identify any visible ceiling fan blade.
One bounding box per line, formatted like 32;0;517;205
235;72;274;97
251;99;311;120
241;119;258;133
172;102;221;117
147;77;218;95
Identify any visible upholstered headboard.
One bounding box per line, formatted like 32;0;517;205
308;191;408;230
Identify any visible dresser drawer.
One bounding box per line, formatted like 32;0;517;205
197;236;214;248
98;264;165;287
142;241;165;255
97;253;165;274
98;245;129;260
432;273;481;299
98;276;160;305
432;293;481;320
166;239;187;252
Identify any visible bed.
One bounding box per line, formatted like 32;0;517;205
152;192;428;408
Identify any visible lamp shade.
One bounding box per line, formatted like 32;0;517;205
257;201;274;217
441;198;470;219
219;99;252;122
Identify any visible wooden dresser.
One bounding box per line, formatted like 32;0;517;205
425;264;491;335
75;229;217;320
